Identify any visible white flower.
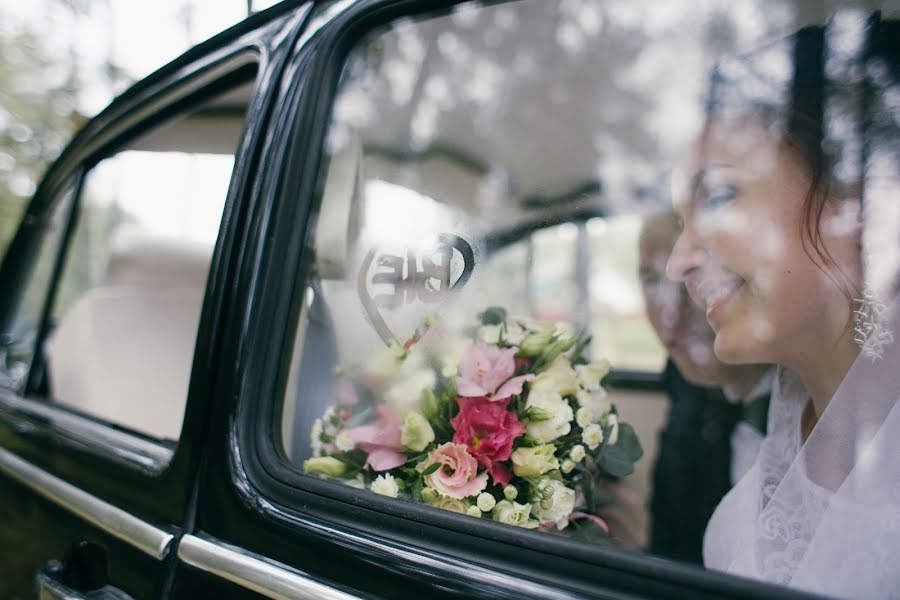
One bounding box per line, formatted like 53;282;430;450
569;444;586;463
384;368;436;415
575;406;592;428
607;414;619;445
511;444;560;477
561;459;576;474
310;419;324;456
582;423;604;450
429;496;470;514
525;389;573;443
363;346;405;380
370;473;399;498
503;485;518;501
530;479;576;530
476;492;497;512
322;406;338;436
576;389;611;423
531;356;579;397
503;321;527;345
491;500;539;528
335;430;355;452
401;411;435;452
421;487;439;503
466;505;483;518
519;323;556;356
478;324;502;344
575;359;611;391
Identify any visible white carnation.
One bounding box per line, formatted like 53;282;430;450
569;444;586;462
575;406;592;428
466;505;483;518
370;473;399;498
530;479;576;530
335;430;355;452
582;423;604;450
310;419;324;456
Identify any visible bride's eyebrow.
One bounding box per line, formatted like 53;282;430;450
689;163;733;199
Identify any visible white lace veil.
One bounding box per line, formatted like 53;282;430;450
704;299;900;598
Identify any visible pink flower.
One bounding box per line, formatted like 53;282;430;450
451;397;525;483
345;405;407;471
488;463;513;487
421;442;488;499
456;343;534;401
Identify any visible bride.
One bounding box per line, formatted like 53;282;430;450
664;20;899;598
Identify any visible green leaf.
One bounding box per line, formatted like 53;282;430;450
598;445;634;478
421;462;441;476
614;422;643;462
569;333;592;364
479;306;507;325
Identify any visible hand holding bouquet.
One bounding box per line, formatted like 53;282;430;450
304;308;642;536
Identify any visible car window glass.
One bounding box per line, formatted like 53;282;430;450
1;183;76;391
278;0;899;590
41;73;257;442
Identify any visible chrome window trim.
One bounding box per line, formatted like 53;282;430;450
0;446;174;559
0;391;174;470
178;534;363;600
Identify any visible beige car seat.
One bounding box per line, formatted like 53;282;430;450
45;233;211;440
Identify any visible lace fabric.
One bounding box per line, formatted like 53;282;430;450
703;300;900;599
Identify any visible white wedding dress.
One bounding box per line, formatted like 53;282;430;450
703;301;900;599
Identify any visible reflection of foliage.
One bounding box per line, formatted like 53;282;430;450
0;16;83;259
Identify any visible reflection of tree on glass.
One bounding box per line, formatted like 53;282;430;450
667;18;900;595
638;211;771;564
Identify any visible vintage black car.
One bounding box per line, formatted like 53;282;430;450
1;0;896;598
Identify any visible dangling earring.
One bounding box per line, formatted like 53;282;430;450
853;287;893;360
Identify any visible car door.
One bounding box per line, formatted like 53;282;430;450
0;5;313;599
170;1;898;599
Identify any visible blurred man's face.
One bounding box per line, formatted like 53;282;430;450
639;214;728;386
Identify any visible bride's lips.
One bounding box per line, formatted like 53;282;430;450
696;278;745;322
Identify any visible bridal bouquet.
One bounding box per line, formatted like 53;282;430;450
304;307;642;535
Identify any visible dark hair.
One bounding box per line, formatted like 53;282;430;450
705;16;899;321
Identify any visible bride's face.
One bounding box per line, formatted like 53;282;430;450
665;118;859;365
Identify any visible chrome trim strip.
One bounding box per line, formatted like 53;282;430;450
0;391;174;470
178;534;362;600
0;447;174;559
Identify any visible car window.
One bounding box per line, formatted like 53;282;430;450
274;0;899;594
1;181;77;391
36;71;258;442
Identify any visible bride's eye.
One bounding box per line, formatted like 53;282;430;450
702;184;738;209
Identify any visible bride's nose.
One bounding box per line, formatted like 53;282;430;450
666;227;706;283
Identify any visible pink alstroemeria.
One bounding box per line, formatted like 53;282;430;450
345;405;406;471
456;343;534;402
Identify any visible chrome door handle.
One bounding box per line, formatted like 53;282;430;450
37;568;133;600
37;541;134;600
